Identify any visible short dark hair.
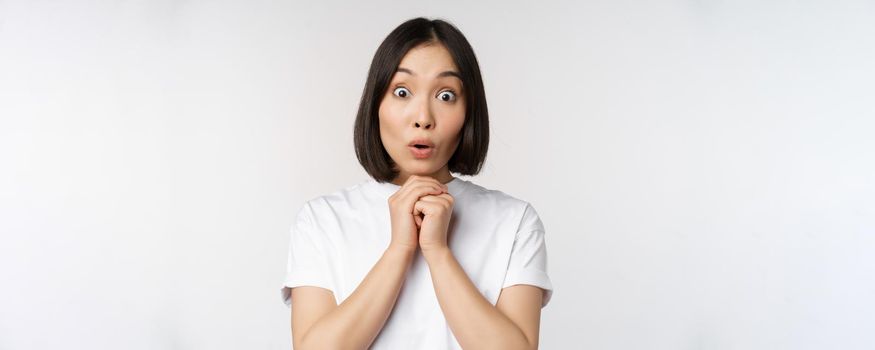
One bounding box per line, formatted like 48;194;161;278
353;17;489;183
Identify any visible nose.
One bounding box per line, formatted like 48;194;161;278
411;95;434;130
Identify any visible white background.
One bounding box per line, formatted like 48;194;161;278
1;0;873;349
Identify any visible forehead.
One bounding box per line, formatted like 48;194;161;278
396;43;459;76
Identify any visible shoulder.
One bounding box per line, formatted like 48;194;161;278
458;179;531;207
460;179;525;205
294;179;375;223
456;179;543;232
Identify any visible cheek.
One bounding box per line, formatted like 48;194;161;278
438;106;466;152
379;98;405;123
378;100;408;153
446;103;466;134
378;100;398;131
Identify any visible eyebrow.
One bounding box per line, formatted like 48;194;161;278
396;67;462;80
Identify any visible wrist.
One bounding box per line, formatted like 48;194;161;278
387;243;417;255
421;245;451;261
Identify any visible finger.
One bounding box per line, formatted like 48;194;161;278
403;174;420;186
407;176;448;191
414;198;450;216
416;195;443;203
413;199;430;216
395;184;440;207
396;179;447;206
404;184;445;202
414;214;422;227
421;176;447;189
418;193;453;205
413;201;423;216
436;192;454;202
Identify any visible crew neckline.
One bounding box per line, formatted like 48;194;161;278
369;176;468;198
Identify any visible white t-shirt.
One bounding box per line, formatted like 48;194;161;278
280;177;553;349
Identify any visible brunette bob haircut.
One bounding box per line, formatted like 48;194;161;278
353;17;489;183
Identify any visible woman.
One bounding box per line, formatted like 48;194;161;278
280;17;553;349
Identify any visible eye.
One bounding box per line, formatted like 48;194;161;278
393;87;410;98
437;90;456;102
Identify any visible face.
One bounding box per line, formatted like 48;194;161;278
378;42;466;182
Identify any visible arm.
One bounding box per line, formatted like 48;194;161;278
292;244;415;350
423;247;544;350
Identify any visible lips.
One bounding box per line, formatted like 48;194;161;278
408;138;435;148
409;145;433;159
407;138;435;159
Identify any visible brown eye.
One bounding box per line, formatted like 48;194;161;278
393;87;410;98
438;90;456;102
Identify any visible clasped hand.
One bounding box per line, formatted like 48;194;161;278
387;175;454;253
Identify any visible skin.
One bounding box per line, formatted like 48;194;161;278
379;42;465;188
380;42;545;349
290;42;544;350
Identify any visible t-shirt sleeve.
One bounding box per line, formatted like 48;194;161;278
280;200;338;308
501;202;554;308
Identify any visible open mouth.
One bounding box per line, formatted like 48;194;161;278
409;144;434;159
